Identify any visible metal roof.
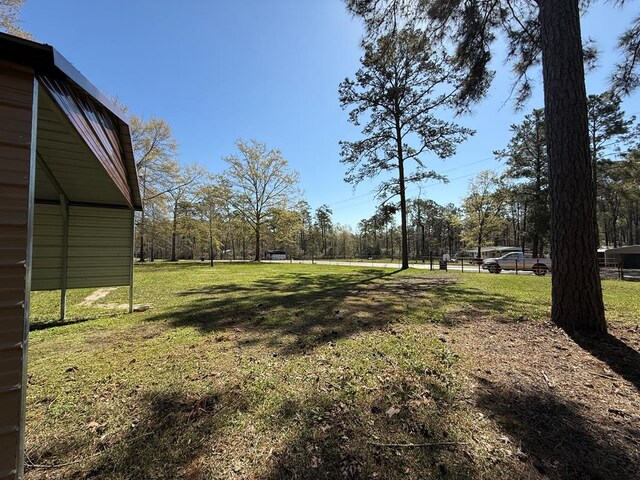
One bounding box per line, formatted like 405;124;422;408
603;245;640;255
461;246;521;254
0;32;142;210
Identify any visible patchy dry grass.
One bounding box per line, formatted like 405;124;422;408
25;262;639;479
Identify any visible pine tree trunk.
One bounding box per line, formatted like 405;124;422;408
538;0;606;333
395;119;409;269
398;160;409;270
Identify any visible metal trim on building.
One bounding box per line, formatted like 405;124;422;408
16;76;38;480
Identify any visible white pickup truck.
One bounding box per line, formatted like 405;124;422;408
482;252;552;276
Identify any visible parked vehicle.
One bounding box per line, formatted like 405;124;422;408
482;252;552;276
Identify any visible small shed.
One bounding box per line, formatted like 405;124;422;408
0;33;141;479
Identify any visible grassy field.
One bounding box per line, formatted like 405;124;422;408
25;263;639;479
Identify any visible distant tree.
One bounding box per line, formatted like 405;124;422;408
315;204;334;256
587;91;635;237
495;108;549;256
296;200;314;259
442;203;463;256
374;204;397;259
410;198;451;259
357;217;380;257
461;171;506;259
144;191;170;262
0;0;32;39
501;185;529;253
129;115;178;262
162;164;201;262
599;152;640;247
339;27;472;269
196;178;230;266
267;207;304;257
222;140;300;261
335;224;356;259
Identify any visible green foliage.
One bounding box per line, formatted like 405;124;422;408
599;151;640;246
410;199;462;257
315;204;334;256
339;28;472;195
496;108;549;255
339;26;473;268
347;0;640;105
612;14;640;95
222;140;301;260
461;171;507;256
587;91;635;162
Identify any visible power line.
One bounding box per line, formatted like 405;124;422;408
331;168;488;212
324;155;496;209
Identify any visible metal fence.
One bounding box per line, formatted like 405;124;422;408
274;254;629;280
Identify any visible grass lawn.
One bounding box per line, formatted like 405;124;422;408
25;263;640;479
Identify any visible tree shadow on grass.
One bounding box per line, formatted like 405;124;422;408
51;386;487;480
145;269;405;355
476;380;640;480
30;317;93;331
144;268;540;355
262;394;483;480
27;335;495;479
40;386;251;480
29;312;121;332
571;332;640;392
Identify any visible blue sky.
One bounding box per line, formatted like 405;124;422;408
20;0;640;227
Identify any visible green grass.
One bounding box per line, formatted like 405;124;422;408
25;263;639;479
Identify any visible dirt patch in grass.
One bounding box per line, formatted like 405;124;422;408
433;318;640;479
78;287;118;307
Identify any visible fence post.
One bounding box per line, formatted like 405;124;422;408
515;259;518;275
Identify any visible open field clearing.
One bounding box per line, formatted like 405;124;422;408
26;263;640;479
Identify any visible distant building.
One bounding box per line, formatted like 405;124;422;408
602;245;640;269
265;250;286;260
460;246;521;259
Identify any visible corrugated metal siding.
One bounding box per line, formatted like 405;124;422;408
66;206;132;289
30;205;133;291
31;204;63;291
0;61;34;480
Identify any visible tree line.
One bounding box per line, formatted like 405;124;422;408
130;88;639;266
